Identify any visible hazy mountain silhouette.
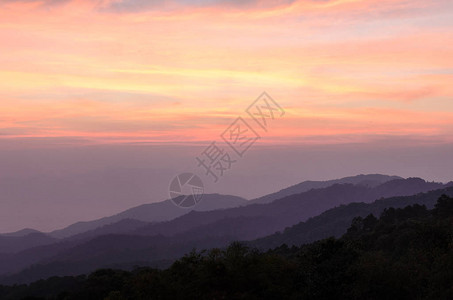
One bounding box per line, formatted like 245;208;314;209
249;174;402;204
4;194;452;299
0;228;41;237
0;232;56;254
24;174;402;240
131;177;447;238
64;219;149;242
0;176;449;284
48;194;247;238
0;194;246;255
13;174;415;241
250;186;453;249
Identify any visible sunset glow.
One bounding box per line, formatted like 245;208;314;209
1;0;452;145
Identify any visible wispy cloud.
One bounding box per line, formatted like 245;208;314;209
0;0;452;145
103;0;299;13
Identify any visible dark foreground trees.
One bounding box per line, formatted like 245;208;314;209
1;195;452;300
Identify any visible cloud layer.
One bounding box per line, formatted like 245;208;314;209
0;0;452;146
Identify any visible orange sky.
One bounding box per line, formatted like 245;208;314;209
1;0;452;145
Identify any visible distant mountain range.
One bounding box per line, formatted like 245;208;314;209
48;194;247;239
0;194;247;254
0;174;451;284
129;177;447;239
0;174;421;240
249;174;403;204
250;186;453;249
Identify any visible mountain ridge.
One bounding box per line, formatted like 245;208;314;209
249;174;403;204
0;176;450;283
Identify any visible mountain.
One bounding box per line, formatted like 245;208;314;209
0;194;247;255
0;233;56;254
4;195;452;300
47;194;247;239
131;177;447;239
251;186;453;249
0;228;41;237
249;174;403;204
65;219;149;242
47;175;402;239
0;177;449;284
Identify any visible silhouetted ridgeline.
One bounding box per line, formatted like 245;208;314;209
0;195;452;300
0;176;451;286
250;185;453;249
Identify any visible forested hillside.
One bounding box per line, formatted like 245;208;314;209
1;194;452;300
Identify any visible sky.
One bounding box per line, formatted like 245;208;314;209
0;0;453;232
